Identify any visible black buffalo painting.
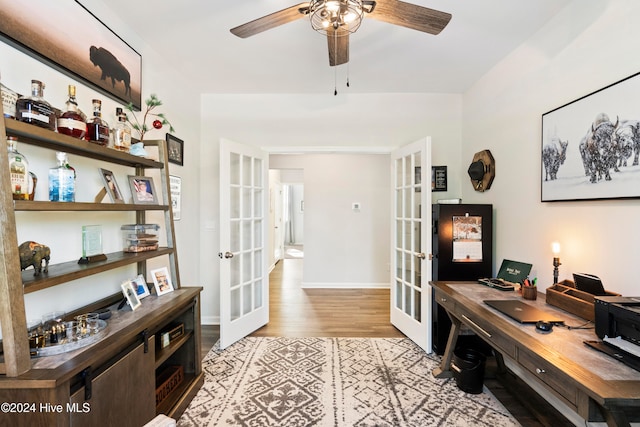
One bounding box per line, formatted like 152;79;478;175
541;71;640;202
0;0;141;109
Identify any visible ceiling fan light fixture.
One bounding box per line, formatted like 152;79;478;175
309;0;364;36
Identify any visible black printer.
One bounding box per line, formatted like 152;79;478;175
594;296;640;344
586;296;640;371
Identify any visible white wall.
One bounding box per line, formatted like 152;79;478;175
1;0;201;324
271;154;390;287
461;0;640;296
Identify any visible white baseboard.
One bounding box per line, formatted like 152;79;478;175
201;316;220;325
301;282;390;289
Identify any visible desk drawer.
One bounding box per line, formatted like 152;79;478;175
518;348;578;408
455;306;517;358
433;289;455;313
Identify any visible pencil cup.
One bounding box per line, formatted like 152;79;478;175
522;286;537;300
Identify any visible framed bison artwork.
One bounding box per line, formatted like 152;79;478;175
0;0;142;110
541;71;640;202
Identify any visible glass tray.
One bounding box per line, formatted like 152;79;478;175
33;319;108;357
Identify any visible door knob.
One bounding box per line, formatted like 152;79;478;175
416;253;426;259
218;251;234;259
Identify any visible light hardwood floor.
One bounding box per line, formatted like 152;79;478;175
201;258;570;427
251;259;404;338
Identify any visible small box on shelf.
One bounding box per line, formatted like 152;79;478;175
121;224;159;253
159;323;184;348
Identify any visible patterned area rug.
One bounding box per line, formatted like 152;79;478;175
178;337;520;427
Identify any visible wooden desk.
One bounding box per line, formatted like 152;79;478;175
430;281;640;427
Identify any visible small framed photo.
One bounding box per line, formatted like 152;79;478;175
99;168;124;203
121;280;141;311
166;133;184;166
432;166;448;192
131;274;150;299
128;176;158;205
151;267;174;296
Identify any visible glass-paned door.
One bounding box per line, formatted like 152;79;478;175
390;138;432;352
219;139;268;349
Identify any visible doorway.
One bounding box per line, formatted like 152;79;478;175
268;168;304;269
283;183;304;259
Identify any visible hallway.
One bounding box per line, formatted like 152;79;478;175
250;258;404;337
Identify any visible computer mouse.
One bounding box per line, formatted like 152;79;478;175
535;320;553;332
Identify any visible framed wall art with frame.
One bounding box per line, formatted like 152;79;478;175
170;175;181;221
0;0;142;109
541;71;640;202
166;134;184;166
432;166;448;192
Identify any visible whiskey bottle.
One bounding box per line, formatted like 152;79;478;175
86;99;110;145
113;107;131;152
49;152;75;202
1;79;19;119
6;136;30;200
16;79;56;130
57;85;87;139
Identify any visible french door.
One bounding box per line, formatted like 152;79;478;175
390;138;432;352
219;139;269;349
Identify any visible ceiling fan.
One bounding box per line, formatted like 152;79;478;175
230;0;452;67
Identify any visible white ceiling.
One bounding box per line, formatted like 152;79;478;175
102;0;572;95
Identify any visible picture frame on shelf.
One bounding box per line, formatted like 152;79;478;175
128;175;158;205
151;267;174;296
99;168;124;203
131;274;150;299
121;280;141;311
0;0;142;109
166;133;184;166
541;71;640;202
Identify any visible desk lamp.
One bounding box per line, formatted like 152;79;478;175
551;242;561;284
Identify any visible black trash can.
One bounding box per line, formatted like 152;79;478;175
450;348;486;394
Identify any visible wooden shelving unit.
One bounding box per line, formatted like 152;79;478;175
0;112;202;426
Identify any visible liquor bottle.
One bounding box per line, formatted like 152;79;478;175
6;136;30;200
113;107;131;152
49;152;75;202
86;99;110;145
1;72;19;119
57;85;86;139
15;79;56;130
1;70;17;119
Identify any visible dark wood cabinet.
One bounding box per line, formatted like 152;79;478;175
69;338;156;427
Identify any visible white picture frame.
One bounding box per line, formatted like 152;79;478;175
151;267;174;296
131;274;150;299
121;280;141;311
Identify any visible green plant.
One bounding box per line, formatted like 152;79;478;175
125;94;175;141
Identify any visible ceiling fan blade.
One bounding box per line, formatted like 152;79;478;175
230;3;310;38
327;30;349;66
367;0;451;35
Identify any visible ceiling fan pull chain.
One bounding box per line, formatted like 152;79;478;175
346;62;350;88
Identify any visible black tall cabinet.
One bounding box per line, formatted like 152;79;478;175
431;203;493;354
